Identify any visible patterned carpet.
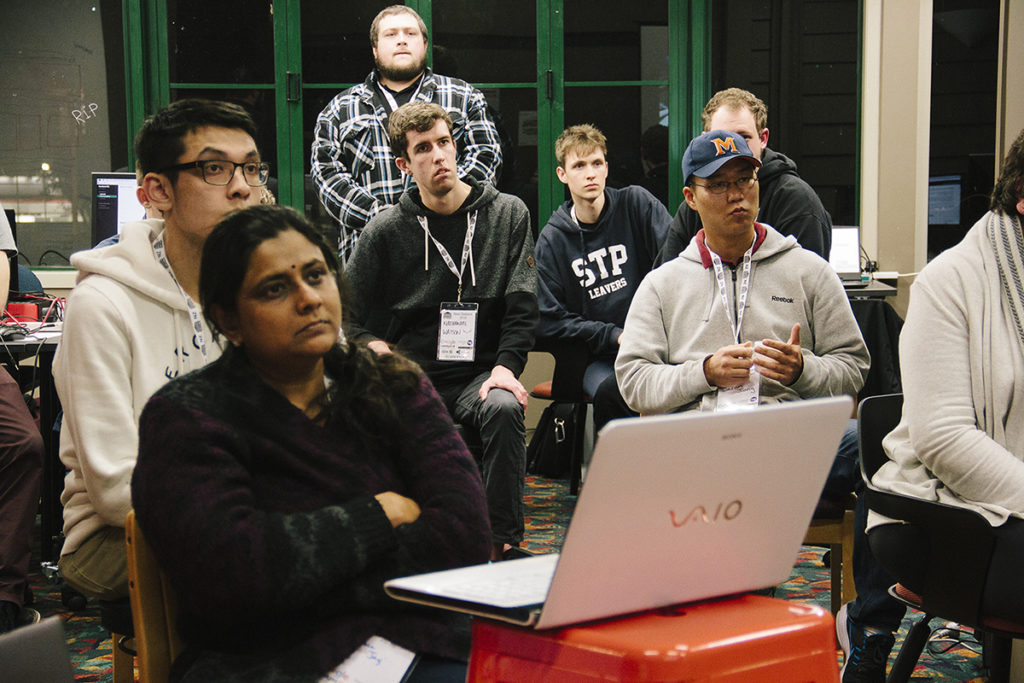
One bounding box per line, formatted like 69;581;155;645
27;475;988;681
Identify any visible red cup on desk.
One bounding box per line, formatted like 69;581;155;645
7;303;38;322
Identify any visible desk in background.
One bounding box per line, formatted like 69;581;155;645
0;325;62;563
849;297;903;400
845;279;897;299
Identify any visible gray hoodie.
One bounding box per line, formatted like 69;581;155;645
616;224;868;415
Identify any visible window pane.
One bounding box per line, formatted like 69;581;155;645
167;0;274;84
711;0;859;225
0;1;128;262
482;87;540;229
170;87;278;188
927;0;998;259
302;0;393;84
432;1;537;84
564;1;668;82
565;86;673;210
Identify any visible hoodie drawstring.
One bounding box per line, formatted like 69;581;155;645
416;212;478;302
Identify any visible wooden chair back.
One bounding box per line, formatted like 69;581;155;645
125;510;184;683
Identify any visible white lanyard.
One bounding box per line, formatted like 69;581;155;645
153;235;210;364
709;237;755;344
416;212;478;302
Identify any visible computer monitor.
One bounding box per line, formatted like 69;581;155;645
91;172;148;246
3;208;18;295
928;174;962;226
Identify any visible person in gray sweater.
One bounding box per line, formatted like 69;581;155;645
616;130;868;414
346;102;537;562
616;130;885;683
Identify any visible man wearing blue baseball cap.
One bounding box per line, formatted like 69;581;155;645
655;88;832;264
615;128;868;413
615;129;890;682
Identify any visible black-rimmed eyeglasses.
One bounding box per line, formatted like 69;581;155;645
159;159;270;187
692;176;757;195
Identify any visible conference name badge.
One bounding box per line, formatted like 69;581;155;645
716;368;760;412
437;302;478;362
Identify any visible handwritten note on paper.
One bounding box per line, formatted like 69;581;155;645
320;636;416;683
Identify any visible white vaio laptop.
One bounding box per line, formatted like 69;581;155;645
384;396;853;629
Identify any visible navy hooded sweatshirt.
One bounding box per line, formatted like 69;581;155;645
535;185;671;359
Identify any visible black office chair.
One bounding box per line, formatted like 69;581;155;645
858;393;1024;683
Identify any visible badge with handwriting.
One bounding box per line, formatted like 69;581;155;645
437;302;478;361
716;368;760;412
321;635;416;682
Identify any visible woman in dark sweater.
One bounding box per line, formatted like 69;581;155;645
131;205;491;682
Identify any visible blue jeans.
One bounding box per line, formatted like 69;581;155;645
823;419;860;500
848;485;907;632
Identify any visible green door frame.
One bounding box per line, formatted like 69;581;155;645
538;1;565;222
120;0;711;220
274;0;304;207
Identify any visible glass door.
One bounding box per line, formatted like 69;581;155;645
165;0;279;190
563;1;673;210
135;0;709;239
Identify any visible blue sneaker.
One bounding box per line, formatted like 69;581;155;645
837;602;895;683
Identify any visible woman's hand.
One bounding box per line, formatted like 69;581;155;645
374;491;421;527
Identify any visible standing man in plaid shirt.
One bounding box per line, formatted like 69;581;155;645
311;5;502;260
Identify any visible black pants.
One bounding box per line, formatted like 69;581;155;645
869;516;1024;624
592;370;637;435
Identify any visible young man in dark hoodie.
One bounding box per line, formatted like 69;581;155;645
346;102;537;562
535;125;671;434
656;88;832;265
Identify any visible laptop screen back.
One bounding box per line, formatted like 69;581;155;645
3;208;18;295
91;172;147;246
537;396;852;628
829;225;861;280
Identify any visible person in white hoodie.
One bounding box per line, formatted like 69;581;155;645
55;99;265;601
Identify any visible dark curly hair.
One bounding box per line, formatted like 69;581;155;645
991;128;1024;215
200;204;421;449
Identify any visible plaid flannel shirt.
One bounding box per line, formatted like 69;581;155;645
311;68;502;259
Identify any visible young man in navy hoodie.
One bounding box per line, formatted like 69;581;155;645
534;124;671;434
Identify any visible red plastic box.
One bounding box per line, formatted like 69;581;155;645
6;302;38;322
467;595;839;682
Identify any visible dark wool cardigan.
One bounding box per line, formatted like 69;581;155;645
131;348;491;682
